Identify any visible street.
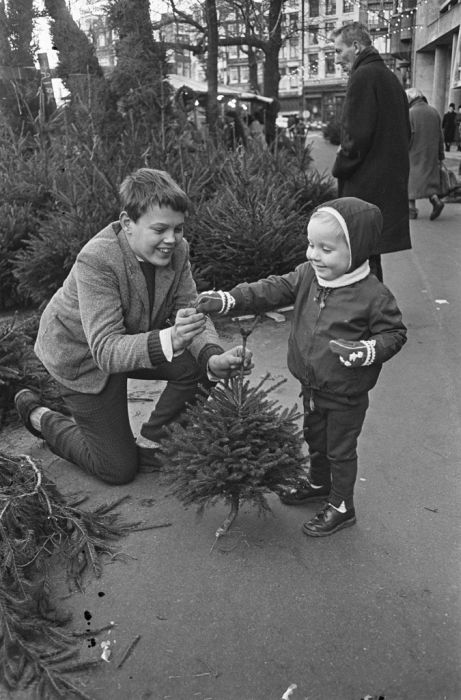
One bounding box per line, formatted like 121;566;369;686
4;134;461;700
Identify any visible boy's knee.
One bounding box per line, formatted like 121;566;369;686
93;458;138;485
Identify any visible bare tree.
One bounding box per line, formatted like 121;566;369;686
155;0;290;141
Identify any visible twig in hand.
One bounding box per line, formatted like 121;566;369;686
116;634;141;669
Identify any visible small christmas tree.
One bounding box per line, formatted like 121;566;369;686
159;320;308;540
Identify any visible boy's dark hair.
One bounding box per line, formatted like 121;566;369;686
449;102;455;109
119;168;190;222
332;22;372;47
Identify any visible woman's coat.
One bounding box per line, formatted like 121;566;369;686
408;97;445;199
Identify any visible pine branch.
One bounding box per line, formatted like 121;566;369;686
0;451;137;698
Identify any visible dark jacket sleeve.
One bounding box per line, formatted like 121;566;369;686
332;69;377;181
230;268;301;313
369;288;407;364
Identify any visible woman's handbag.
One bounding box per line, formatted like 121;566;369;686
439;161;458;196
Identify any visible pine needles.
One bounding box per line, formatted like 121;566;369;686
0;452;137;698
159;372;308;537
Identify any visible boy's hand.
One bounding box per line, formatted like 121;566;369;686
208;346;253;379
329;338;376;367
195;290;235;316
171;308;206;352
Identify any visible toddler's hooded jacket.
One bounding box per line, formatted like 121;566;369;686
230;197;407;402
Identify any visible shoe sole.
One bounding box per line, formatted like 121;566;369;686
14;389;43;438
302;516;356;537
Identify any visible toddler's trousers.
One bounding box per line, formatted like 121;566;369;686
40;350;212;485
302;390;369;510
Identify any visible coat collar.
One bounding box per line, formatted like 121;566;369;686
352;46;382;73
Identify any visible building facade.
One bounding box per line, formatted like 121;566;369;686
410;0;461;114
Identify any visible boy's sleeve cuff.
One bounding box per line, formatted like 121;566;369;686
147;330;166;365
197;344;224;373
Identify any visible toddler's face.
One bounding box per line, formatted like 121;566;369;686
122;205;184;266
306;217;350;281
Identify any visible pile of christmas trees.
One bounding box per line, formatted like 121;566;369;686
0;452;134;698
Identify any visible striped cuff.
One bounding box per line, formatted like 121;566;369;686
147;330;166;365
197;344;224;373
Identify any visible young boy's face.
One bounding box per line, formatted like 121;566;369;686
306;217;350;281
121;205;185;266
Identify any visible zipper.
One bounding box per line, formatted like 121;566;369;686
304;285;333;407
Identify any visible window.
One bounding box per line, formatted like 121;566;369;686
325;21;336;42
308;53;319;76
325;0;337;16
308;26;319;45
289;37;299;58
342;0;354;12
308;0;319;18
229;67;239;83
325;51;335;74
240;65;249;83
229;44;239;59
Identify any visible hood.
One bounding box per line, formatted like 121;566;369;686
312;197;382;272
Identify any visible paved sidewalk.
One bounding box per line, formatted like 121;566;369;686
3;136;461;700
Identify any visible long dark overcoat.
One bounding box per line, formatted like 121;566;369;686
408;97;445;199
332;47;411;255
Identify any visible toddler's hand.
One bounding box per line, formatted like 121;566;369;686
329;338;376;367
171;308;206;352
195;290;235;316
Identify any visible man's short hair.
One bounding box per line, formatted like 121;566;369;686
332;22;372;47
119;168;189;222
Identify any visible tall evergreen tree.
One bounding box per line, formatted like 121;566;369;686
106;0;170;147
44;0;103;86
6;0;35;68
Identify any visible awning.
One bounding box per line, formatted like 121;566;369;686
166;74;274;104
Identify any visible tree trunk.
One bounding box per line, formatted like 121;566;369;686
205;0;219;138
263;0;283;143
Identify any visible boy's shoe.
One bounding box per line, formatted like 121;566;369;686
279;480;330;505
14;389;44;438
302;504;356;537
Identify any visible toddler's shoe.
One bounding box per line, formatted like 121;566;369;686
14;388;43;438
302;503;356;537
279;479;330;505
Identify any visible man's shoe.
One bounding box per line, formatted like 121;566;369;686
279;480;330;505
409;207;418;220
14;389;43;438
302;504;356;537
429;195;444;221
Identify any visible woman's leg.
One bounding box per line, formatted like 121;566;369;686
41;374;139;484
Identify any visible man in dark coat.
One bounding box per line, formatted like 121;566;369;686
331;22;411;282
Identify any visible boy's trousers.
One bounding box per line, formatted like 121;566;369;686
302;389;369;510
40;350;212;485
